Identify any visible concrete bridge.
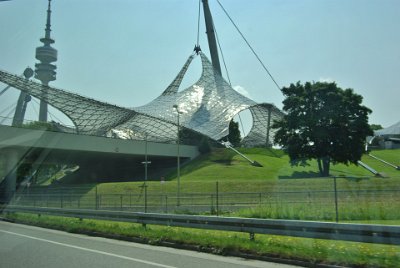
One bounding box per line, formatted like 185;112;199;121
0;125;199;201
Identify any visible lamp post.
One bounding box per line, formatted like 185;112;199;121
141;134;151;213
173;104;182;206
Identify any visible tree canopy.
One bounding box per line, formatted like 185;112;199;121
272;81;373;176
369;124;383;131
179;127;212;154
228;120;242;147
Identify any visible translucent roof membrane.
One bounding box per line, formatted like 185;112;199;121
0;52;283;146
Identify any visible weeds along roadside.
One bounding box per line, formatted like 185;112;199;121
3;212;400;268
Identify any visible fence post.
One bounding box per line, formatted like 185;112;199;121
144;186;148;213
333;176;339;223
249;232;255;241
165;195;168;213
95;186;98;210
211;194;214;214
216;181;219;216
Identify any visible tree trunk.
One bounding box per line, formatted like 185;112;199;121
317;158;323;176
322;156;330;177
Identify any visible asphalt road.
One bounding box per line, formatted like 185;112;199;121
0;221;298;268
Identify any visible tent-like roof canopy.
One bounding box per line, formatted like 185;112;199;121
0;52;282;147
375;121;400;136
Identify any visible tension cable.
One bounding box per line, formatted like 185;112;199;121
216;0;281;91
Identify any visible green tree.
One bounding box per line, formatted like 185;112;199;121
221;120;241;147
228;120;242;147
21;121;58;131
179;128;205;145
179;127;212;154
369;124;383;131
198;136;211;154
272;81;373;177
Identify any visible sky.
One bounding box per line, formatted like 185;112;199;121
0;0;399;134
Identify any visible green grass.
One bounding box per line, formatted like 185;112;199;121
12;148;398;225
5;212;400;268
84;148;399;196
20;176;400;222
166;147;399;184
37;148;398;222
230;199;400;222
4;147;395;196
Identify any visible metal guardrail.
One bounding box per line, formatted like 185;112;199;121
3;205;400;245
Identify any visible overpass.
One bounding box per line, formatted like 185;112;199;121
0;125;199;200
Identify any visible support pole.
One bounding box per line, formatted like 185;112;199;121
266;106;272;147
12;92;31;127
142;135;151;213
333;176;339;223
216;181;219;216
202;0;222;75
12;67;33;126
173;105;182;206
2;149;19;203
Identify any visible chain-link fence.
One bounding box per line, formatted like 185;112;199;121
4;180;400;222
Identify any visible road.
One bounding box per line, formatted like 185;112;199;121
0;221;298;268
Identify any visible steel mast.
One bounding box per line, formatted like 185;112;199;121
12;67;33;126
202;0;222;76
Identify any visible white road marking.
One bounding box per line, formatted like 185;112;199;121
0;230;177;268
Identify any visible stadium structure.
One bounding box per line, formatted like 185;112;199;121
0;51;282;147
372;121;400;149
0;0;283;148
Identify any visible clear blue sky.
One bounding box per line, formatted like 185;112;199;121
1;0;399;131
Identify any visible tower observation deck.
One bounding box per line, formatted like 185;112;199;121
35;0;57;122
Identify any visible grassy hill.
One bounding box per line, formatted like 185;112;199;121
17;147;400;221
90;148;400;195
